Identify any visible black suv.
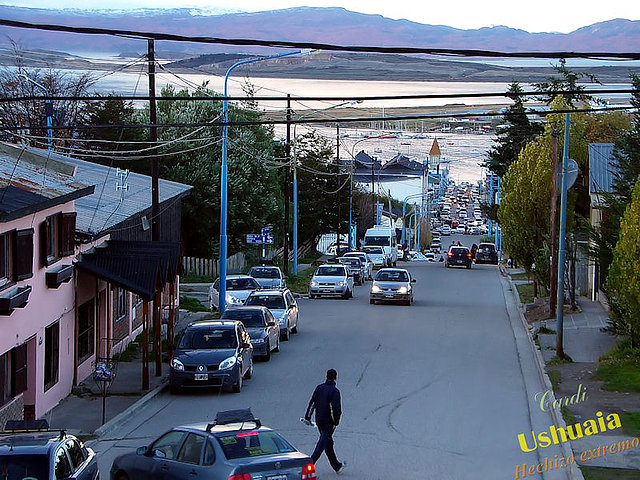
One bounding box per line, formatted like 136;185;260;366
0;419;99;480
445;246;473;269
475;242;498;264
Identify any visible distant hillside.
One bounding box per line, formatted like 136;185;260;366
0;5;637;57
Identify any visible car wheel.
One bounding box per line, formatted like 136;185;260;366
348;288;353;299
281;328;290;341
291;323;298;334
244;360;253;379
232;369;243;393
309;293;316;299
370;298;375;304
264;342;271;361
115;473;130;480
274;337;280;352
169;386;180;395
393;261;397;267
467;264;472;269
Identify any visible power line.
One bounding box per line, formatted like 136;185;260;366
1;18;639;60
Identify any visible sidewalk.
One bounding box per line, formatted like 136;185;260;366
504;267;640;472
46;310;211;436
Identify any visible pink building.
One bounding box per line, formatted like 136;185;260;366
0;143;190;427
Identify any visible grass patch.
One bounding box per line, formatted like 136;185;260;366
581;466;640;480
561;406;577;425
516;283;535;304
181;272;214;283
549;354;573;366
286;267;315;294
299;250;323;265
595;342;640;392
547;369;561;390
621;412;640;437
113;341;139;362
538;325;556;334
510;272;532;281
179;296;209;312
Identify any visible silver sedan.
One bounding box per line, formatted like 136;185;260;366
369;268;415;305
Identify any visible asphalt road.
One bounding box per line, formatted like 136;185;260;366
93;236;572;479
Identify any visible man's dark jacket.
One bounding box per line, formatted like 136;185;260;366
305;379;341;427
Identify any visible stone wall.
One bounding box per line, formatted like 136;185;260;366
0;394;24;431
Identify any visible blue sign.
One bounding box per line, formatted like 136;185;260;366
261;227;271;236
263;235;274;244
246;234;263;244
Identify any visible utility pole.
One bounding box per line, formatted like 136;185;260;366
336;124;341;253
148;39;161;377
556;114;571;359
549;130;560;317
283;95;291;275
371;156;376;225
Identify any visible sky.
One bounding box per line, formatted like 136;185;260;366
2;0;639;34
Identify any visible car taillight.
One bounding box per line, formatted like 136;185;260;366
448;252;453;256
228;474;251;480
302;463;317;480
467;253;472;258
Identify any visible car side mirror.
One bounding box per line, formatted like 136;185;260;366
267;321;276;327
241;342;251;349
411;279;416;283
136;446;148;456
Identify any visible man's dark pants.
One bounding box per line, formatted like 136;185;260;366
311;424;341;471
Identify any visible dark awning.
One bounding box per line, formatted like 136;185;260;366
75;241;181;301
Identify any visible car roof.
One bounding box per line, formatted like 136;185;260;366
0;431;68;455
317;264;345;268
222;305;269;313
176;422;274;436
187;320;240;329
247;289;288;296
377;268;410;274
479;242;495;246
250;265;280;271
220;274;254;280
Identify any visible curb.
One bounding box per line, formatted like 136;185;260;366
502;267;584;480
93;378;169;439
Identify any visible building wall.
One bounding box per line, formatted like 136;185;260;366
0;203;77;418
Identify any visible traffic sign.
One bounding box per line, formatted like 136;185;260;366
261;227;271;236
264;235;274;244
246;234;263;244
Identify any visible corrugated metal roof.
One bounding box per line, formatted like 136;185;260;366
588;143;618;195
6;144;192;235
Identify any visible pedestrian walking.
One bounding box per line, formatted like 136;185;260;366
305;369;346;473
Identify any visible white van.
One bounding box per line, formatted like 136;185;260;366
363;226;398;267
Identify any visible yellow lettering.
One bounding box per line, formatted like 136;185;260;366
518;432;538;452
583;420;598;435
549;425;568;444
606;413;622;430
538;432;552;448
596;411;606;431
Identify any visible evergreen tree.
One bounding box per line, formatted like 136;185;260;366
485;82;543;178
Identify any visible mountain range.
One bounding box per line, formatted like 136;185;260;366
0;5;637;57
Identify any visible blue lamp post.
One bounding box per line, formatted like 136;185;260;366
219;49;311;312
18;74;52;151
401;188;438;245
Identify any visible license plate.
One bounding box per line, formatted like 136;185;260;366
267;475;288;480
457;260;463;263
194;373;208;380
385;293;395;298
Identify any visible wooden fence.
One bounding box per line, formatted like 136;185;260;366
182;252;246;278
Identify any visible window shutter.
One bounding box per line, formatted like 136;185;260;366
39;221;48;267
14;229;34;280
13;344;27;395
60;213;76;257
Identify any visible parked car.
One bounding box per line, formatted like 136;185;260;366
445;246;473;269
110;409;316;480
455;226;466;234
475;242;499;264
248;265;285;289
369;268;415;305
244;288;299;341
441;225;451;236
169;320;253;393
308;264;354;299
220;306;280;361
361;246;386;269
343;251;374;280
338;256;364;285
0;420;99;480
208;275;261;311
430;240;442;253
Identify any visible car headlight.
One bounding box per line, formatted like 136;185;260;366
338;281;345;286
219;356;237;370
398;286;408;294
311;280;318;287
227;295;243;305
252;338;265;344
170;358;184;371
371;285;381;293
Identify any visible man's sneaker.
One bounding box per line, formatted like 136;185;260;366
336;461;347;474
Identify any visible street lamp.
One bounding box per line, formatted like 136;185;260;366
291;100;360;274
17;74;53;151
219;49;312;313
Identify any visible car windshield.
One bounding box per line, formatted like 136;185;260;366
227;278;260;290
216;430;296;460
245;295;285;310
362;246;383;255
316;266;345;276
179;327;237;349
375;270;409;282
480;244;496;252
249;267;279;279
339;258;360;267
0;454;49;480
364;236;390;246
451;248;469;255
221;310;265;328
